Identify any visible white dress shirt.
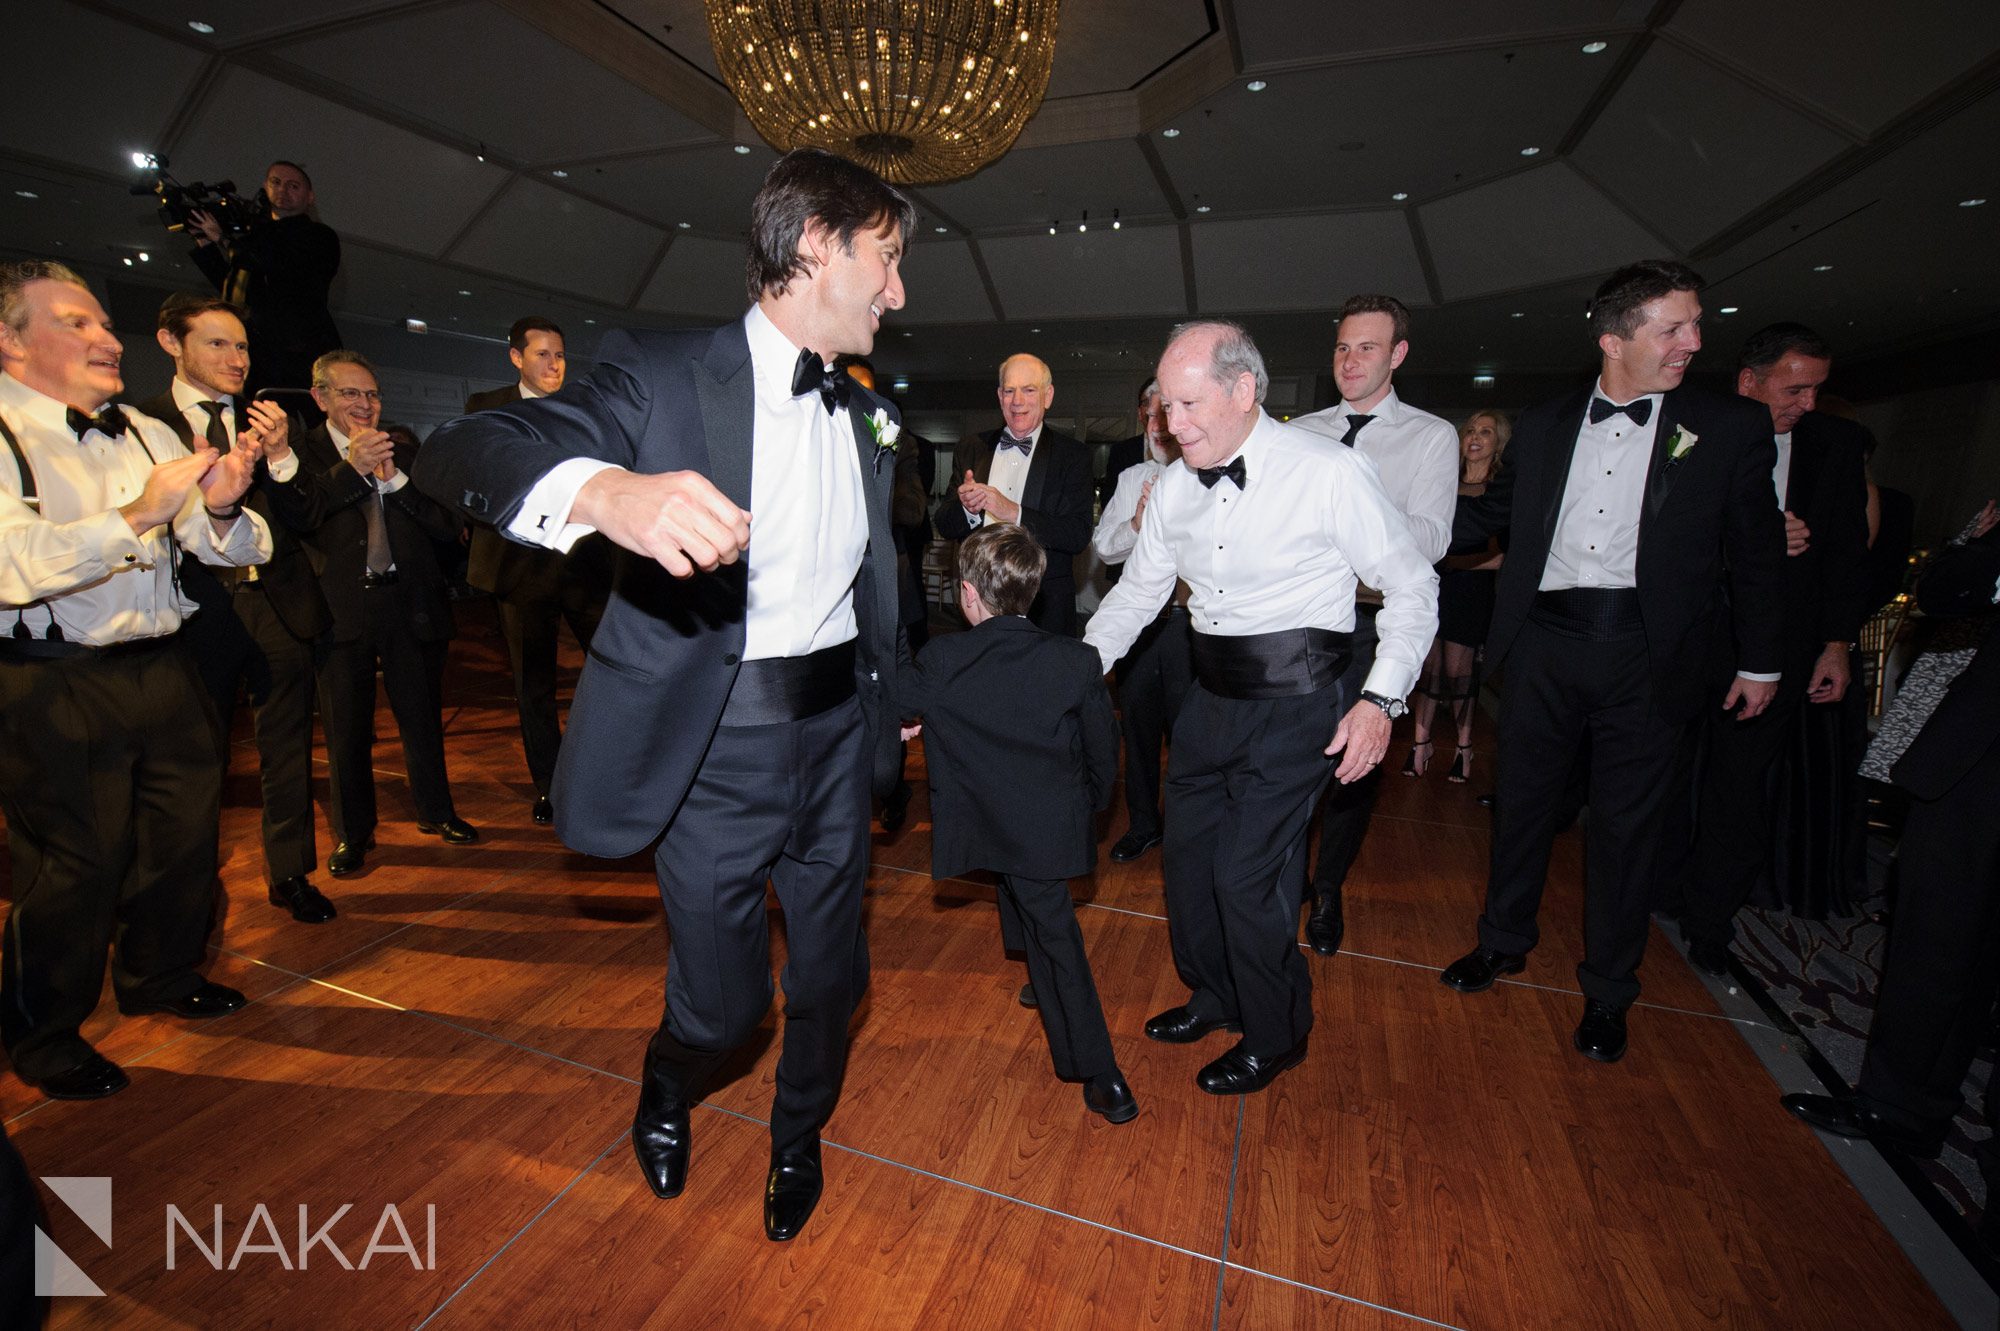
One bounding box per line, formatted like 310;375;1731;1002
1542;384;1660;592
0;371;270;645
1084;409;1438;699
961;421;1040;528
1292;388;1459;564
1091;438;1172;564
170;377;297;579
1772;431;1792;509
503;306;867;661
518;380;544;400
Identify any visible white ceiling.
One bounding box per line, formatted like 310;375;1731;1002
4;0;1997;389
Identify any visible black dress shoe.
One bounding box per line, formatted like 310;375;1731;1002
880;782;911;834
327;838;371;877
532;796;554;826
1110;829;1163;863
764;1136;824;1242
1475;793;1496;810
28;1052;128;1100
1144;1005;1242;1044
1197;1038;1308;1095
632;1085;692;1199
1083;1072;1139;1124
269;876;336;924
1572;1000;1628;1063
416;817;480;845
119;980;247;1020
1304;891;1344;957
1687;937;1732;977
1780;1093;1945;1159
1018;982;1038;1009
1439;946;1526;993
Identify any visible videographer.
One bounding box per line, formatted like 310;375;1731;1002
188;160;341;398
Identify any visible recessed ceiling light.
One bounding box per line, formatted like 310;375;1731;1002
934;225;947;233
1245;80;1268;92
1048;223;1057;234
457;289;471;296
121;257;133;267
188;20;216;35
1195;204;1212;213
1961;198;1988;207
901;331;912;337
550;169;569;178
677;221;691;229
137;252;150;262
1520;146;1541;156
1391;191;1409;201
733;145;751;155
1031;327;1041;334
1582;41;1607;54
404;318;428;334
1473;374;1496;386
1161;128;1180;138
585;318;596;324
1812;264;1833;272
1719;306;1740;314
13;190;36;199
1510;311;1525;318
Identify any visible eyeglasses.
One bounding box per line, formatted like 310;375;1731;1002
331;387;382;403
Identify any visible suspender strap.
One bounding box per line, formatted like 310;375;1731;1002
0;412;36;508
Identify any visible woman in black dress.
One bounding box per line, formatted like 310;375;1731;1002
1407;410;1509;782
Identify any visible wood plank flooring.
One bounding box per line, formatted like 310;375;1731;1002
0;605;1953;1328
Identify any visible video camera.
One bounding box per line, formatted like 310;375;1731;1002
130;155;266;240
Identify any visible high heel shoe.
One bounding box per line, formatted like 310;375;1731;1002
1447;744;1472;783
1403;738;1433;777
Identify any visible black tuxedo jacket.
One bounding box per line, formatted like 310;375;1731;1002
1770;411;1872;675
1457;383;1786;724
412;319;906;858
461;382;567;599
131;391;330;642
262;425;460;645
899;615;1117;881
1894;537;2000;801
935;426;1092;632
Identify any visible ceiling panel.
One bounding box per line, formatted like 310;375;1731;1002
1193;212;1428;313
1421;163;1662;300
170;65;509;254
897;238;995;325
94;0;409;45
1234;0;1650;67
1571;41;1851;252
275;1;715;165
978;225;1184;320
601;0;725;82
331;243;627;352
1150;43;1600;215
636;235;750;319
450;178;666;306
0;166;203;282
6;1;209;174
916;139;1170;233
567;143;781;231
1665;0;2000;134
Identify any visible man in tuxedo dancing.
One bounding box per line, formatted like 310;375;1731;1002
414;149;914;1243
1439;260;1785;1063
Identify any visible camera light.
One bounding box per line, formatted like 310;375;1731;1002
130;151;157;170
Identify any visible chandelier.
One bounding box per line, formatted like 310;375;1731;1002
706;1;1063;185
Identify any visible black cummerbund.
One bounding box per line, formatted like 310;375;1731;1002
720;640;858;726
0;632;179;663
1191;627;1351;701
1530;587;1644;641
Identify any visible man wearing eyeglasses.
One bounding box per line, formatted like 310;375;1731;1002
264;351;475;876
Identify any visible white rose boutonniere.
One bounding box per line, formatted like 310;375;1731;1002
1665;426;1698;463
868;408;901;474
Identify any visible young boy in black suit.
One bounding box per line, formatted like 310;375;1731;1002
900;523;1136;1123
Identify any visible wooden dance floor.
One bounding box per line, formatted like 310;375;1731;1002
2;609;1952;1328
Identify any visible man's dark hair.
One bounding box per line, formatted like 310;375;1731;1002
157;292;244;340
267;160;313;191
1739;322;1832;374
508;316;563;350
745;148;916;302
311;348;378;391
957;522;1045;618
1590;260;1704;340
1338;293;1411;345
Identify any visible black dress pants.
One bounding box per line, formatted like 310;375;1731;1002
1163;678;1343;1057
1300;607;1379;903
1477;620;1684;1008
1678;680;1806;949
1116;608;1193;840
997;875;1117;1082
498;566;606;796
648;696;871;1152
0;643;219;1079
319;585;455;843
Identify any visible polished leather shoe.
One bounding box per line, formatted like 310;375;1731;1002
632;1086;692;1199
28;1051;128;1100
326;838;372;877
416;817;480;845
1304;891;1344;957
764;1136;824;1242
1687;937;1731;977
531;796;554;826
1110;829;1163;863
1780;1093;1944;1159
119;980;247;1020
1144;1005;1242;1044
1018;982;1038;1009
269;875;336;924
1197;1039;1308;1095
1083;1072;1139;1123
1572;1000;1629;1063
1439;946;1526;993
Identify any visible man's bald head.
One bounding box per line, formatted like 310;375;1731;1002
997;352;1054;438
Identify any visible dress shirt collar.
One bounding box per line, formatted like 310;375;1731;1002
1330;386;1406;426
744;303;818;407
0;369;111;432
1192;408;1273;486
171;375;233;416
1590;378;1664;415
516;380;544;400
327;420;354;459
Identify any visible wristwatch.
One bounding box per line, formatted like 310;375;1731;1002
1358;690;1407;719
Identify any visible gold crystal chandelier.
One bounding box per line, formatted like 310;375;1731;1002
706;1;1063;185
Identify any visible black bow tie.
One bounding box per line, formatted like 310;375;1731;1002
997;432;1032;454
1588;396;1653;426
1196;456;1246;491
792;349;851;415
66;405;126;440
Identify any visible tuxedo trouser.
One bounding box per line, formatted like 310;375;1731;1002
1675;680;1808;948
1478;620;1683;1008
187;588;318;885
648;695;870;1152
320;585;455;843
1116;609;1194;841
997;875;1117;1081
498;571;605;795
1857;740;2000;1137
1163;678;1342;1057
1293;606;1381;905
0;644;219;1079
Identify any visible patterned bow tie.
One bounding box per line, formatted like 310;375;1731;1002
997;432;1033;454
792;349;851;415
1588;396;1653;426
66;405;127;440
1196;456;1246;490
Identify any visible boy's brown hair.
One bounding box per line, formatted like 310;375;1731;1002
957;522;1046;618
